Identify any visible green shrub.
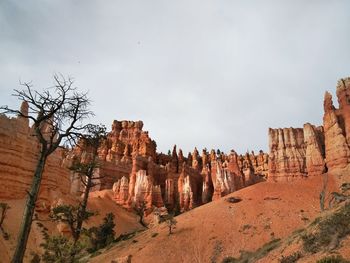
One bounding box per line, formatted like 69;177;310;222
87;213;116;252
316;255;350;263
222;256;237;263
302;203;350;253
221;239;281;263
41;235;85;263
279;251;302;263
30;253;41;263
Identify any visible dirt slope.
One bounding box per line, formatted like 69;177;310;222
0;190;142;263
92;175;337;263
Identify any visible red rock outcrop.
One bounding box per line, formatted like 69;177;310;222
323;81;350;172
178;164;201;211
268;77;350;182
0;102;71;209
303;123;325;176
268;125;325;181
0;104;268;216
112;176;129;206
268;128;307;181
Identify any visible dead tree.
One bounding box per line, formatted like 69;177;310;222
0;75;92;263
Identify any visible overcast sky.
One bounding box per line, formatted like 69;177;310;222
1;1;350;155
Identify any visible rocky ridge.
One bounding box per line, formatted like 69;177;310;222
1;77;350;215
268;77;350;184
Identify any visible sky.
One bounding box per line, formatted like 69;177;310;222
1;1;350;155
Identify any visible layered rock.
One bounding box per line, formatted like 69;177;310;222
211;161;236;200
0;104;267;215
0;102;71;209
268;128;307;181
112;176;129;206
71;120;159;191
303;123;325;176
178;164;202;211
268;77;350;182
323;81;350;172
268;124;326;180
103;120;157;162
112;156;165;212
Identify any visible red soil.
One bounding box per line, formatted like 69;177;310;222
92;174;338;263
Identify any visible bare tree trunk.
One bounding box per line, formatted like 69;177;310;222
75;149;97;242
75;174;92;242
12;153;47;263
70;154;96;262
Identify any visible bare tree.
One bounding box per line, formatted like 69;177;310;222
0;75;92;263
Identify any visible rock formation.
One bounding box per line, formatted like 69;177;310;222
268;77;350;183
70;117;269;212
268;128;306;181
303;123;325;176
0;102;71;211
268;125;325;181
323;92;349;170
323;79;350;182
6;78;350;216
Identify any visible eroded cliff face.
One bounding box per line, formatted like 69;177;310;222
88;120;267;212
268;128;306;181
0;102;72;211
304;123;325;176
1;109;265;214
5;77;350;216
323;79;350;182
268;77;350;182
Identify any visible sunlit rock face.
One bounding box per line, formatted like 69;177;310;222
0;113;269;215
268;125;326;181
303;123;325;176
267;77;350;184
268;127;307;181
0;102;71;210
324;82;350;169
323;79;350;183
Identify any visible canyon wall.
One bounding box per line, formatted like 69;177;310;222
268;77;350;182
268;125;325;181
107;130;267;212
79;123;269;212
2;77;349;215
0;102;72;211
323;78;350;183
